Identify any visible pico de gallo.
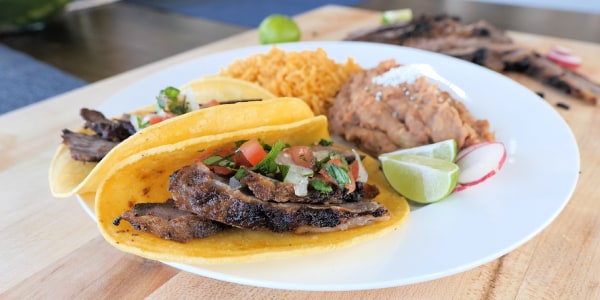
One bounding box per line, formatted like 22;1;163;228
130;86;220;131
197;139;369;197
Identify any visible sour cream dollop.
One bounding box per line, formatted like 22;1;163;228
371;64;468;100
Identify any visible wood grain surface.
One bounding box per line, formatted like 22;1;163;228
1;5;599;299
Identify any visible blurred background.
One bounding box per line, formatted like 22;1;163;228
1;0;599;114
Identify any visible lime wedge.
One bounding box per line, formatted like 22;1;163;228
381;9;413;25
379;139;458;162
258;14;301;44
379;154;459;203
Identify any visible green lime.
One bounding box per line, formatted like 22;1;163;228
381;9;413;25
379;139;458;162
258;14;301;44
379;154;459;203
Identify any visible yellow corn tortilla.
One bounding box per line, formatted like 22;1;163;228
180;75;275;101
48;77;317;198
96;116;410;265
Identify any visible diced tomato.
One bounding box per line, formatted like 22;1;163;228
346;161;359;194
147;112;174;125
200;99;220;108
196;147;232;161
328;157;344;167
195;146;236;175
320;158;357;193
147;114;165;125
286;146;315;169
318;169;335;184
210;165;234;176
318;157;355;192
230;151;250;168
239;138;267;167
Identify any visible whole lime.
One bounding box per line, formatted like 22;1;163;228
258;14;301;44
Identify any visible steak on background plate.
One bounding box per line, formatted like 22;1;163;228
345;14;600;105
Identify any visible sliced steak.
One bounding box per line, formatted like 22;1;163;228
113;199;229;242
81;108;136;142
239;168;379;204
61;108;136;162
345;15;600;105
61;129;120;162
346;15;511;46
168;163;390;234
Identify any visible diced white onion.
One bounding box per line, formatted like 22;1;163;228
312;150;330;161
129;114;150;132
285;170;310;196
182;88;200;111
287;163;314;177
229;176;242;190
276;152;313;196
275;152;293;165
156;108;168;117
352;149;369;183
129;115;141;132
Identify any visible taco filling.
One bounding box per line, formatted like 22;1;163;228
113;139;390;242
61;86;257;163
62;108;136;162
95;116;408;264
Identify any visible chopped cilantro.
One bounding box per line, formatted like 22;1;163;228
279;164;290;179
156;86;191;115
203;155;235;168
133;115;149;130
318;139;334;146
253;140;284;175
315;152;348;170
324;163;351;188
310;179;333;193
234;168;248;180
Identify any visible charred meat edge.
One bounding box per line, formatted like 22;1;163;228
168;163;390;234
113;199;229;242
61;108;135;162
238;167;379;204
62;100;266;163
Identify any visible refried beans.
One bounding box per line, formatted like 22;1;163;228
328;59;495;157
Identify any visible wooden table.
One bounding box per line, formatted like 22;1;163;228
1;5;599;298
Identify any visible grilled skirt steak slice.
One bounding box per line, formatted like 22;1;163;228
61;129;120;162
238;168;379;204
168;164;390;234
113;199;229;242
62;108;137;162
81;108;136;142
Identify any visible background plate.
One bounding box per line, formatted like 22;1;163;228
86;41;579;291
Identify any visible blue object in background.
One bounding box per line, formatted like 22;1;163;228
0;43;86;115
124;0;365;27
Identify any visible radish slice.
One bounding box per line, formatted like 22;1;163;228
454;183;468;192
547;45;582;69
455;142;489;162
551;45;573;55
455;142;506;191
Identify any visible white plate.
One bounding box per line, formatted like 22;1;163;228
82;41;579;291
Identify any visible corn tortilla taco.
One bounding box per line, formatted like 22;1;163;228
48;77;318;198
96;116;410;265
